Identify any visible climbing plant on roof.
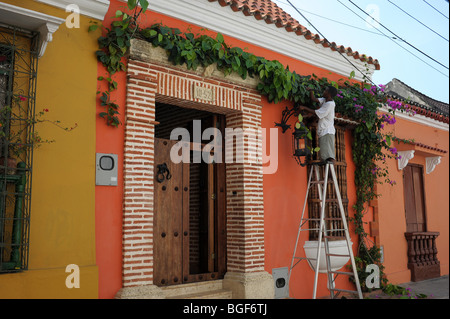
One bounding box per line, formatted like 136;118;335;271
92;0;417;290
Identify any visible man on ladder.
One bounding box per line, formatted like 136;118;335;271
301;85;338;164
290;85;364;299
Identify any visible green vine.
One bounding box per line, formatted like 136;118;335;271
93;0;417;289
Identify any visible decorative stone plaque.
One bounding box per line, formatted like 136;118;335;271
193;84;215;102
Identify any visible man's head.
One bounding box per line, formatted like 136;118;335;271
324;86;338;99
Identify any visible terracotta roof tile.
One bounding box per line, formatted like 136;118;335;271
207;0;381;70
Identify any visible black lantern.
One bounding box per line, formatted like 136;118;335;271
292;122;311;166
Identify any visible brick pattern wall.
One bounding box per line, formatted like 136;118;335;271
122;58;264;287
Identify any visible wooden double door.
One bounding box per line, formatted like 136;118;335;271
153;135;226;286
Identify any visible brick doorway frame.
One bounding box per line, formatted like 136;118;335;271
116;40;273;298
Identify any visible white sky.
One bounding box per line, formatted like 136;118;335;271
270;0;449;103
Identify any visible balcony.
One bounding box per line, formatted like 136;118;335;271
405;232;440;282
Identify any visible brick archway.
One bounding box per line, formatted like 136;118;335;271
116;40;273;298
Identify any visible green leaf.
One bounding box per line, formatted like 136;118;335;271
139;0;149;12
349;70;355;79
115;27;124;37
216;33;224;44
127;0;137;10
385;135;391;147
88;24;99;32
295;122;301;129
298;114;303;123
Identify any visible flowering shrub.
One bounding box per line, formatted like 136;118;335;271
0;95;77;160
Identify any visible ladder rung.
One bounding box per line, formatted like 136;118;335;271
301;228;321;231
309;199;344;204
330;271;354;276
294;257;316;261
330;288;359;294
310;180;333;184
326;253;350;257
323;236;346;239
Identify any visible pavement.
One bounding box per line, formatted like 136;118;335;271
398;275;449;299
341;275;449;299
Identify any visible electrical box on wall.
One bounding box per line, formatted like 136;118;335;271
96;153;118;186
272;267;289;299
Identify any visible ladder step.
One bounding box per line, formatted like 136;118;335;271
309;199;344;203
330;271;354;276
294;257;316;261
310;180;333;185
323;236;346;239
301;218;345;222
330;288;359;294
326;253;350;257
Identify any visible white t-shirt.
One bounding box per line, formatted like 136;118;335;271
315;97;336;137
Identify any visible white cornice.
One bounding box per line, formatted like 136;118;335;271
0;2;65;58
35;0;110;20
144;0;375;82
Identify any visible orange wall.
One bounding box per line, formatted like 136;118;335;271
377;115;449;284
96;0;372;299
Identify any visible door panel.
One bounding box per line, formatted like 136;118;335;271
403;164;426;233
153;113;227;286
154;138;186;286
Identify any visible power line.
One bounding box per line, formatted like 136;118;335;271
273;0;387;37
387;0;448;42
348;0;449;71
423;0;449;19
337;0;449;78
285;0;378;86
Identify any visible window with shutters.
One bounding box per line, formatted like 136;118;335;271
306;124;349;240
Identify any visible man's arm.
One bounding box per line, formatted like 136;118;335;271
307;87;320;103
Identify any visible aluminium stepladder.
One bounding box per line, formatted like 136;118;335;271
288;161;363;299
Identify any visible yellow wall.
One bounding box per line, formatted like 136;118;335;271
0;0;99;298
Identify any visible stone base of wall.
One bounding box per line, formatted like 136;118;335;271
223;271;274;299
115;284;165;299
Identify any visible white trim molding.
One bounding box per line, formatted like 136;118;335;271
35;0;110;20
426;156;441;174
398;150;415;170
144;0;375;82
379;104;449;132
0;2;65;58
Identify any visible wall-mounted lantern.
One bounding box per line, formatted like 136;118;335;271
292;122;311;166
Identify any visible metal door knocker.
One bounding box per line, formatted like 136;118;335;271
156;163;171;183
